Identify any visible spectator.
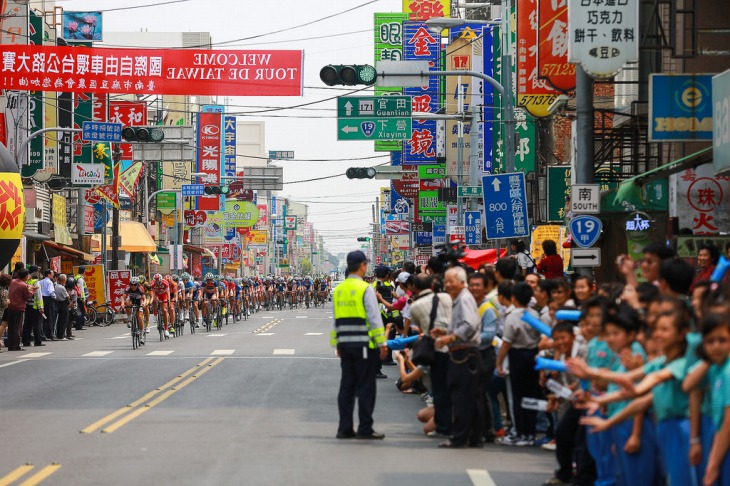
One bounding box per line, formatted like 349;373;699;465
572;275;594;306
511;239;536;276
536;240;564;279
22;266;44;347
659;258;695;297
66;277;78;339
0;274;10;351
617;241;675;288
55;274;70;341
495;258;518;284
431;266;483;448
691;243;719;292
40;269;57;341
7;269;35;351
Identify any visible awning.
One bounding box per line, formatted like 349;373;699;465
620;146;712;186
183;244;205;254
23;231;51;241
42;241;94;262
459;248;508;270
117;221;157;252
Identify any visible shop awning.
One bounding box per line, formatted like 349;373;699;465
117;221;157;252
42;241;94;262
183;244;205;254
619;146;712;186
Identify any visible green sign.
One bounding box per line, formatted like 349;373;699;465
420;213;446;224
418;164;447;179
337;118;411;141
224;201;259;229
337;96;411;118
417;190;446;217
24;11;44;177
547;166;571;221
156;192;178;210
457;186;483;198
374;12;408;152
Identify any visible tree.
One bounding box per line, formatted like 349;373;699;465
300;258;313;276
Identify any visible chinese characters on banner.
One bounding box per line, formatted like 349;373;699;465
403;0;449;20
224;116;237;177
516;0;557;117
567;0;639;79
74;264;106;306
375;13;409;152
110;100;146;160
676;164;730;235
537;0;576;91
196;108;223;211
106;270;131;312
0;46;304;96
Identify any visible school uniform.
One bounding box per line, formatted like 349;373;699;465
585;337;617;486
701;357;730;486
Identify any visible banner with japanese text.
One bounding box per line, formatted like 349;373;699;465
0;46;303;96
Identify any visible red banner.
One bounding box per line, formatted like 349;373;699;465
0;46;303;96
196;110;223;211
537;0;575;92
516;0;557;118
110;100;147;159
106;270;131;312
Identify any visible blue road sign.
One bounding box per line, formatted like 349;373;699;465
82;121;122;142
181;184;205;197
569;215;603;248
465;211;482;245
481;173;529;239
433;224;446;245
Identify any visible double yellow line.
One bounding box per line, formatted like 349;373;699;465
81;357;225;434
0;464;61;486
253;319;281;334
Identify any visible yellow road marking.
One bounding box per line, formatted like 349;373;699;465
81;357;214;434
17;464;61;486
101;357;225;433
253;319;281;334
0;465;34;486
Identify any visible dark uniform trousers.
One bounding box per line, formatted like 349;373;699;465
447;348;483;446
23;306;42;345
431;351;452;436
337;346;379;436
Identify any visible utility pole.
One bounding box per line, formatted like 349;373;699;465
111;145;122;270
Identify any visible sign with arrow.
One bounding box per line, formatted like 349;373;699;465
465;211;482;245
569;215;602;248
337;96;411;118
571;248;601;267
481;173;529;239
337;118;411;141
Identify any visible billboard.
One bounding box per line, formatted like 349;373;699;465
650;74;713;142
62;11;103;42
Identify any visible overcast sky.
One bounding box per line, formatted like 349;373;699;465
59;0;403;255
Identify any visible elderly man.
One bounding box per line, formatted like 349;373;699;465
54;274;70;340
431;266;482;448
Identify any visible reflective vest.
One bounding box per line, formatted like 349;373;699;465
331;278;385;350
26;278;42;310
75;275;87;300
372;280;399;318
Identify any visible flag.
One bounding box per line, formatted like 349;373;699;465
119;161;143;201
94;162;120;208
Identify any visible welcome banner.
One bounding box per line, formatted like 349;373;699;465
0;46;303;96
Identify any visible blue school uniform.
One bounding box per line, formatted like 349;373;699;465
704;358;730;486
644;356;698;486
585;338;617;486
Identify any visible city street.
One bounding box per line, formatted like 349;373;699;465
0;305;552;486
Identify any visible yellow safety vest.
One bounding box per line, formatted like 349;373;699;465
26;278;42;310
372;280;400;318
331;278;385;350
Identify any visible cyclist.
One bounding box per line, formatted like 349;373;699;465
201;273;219;327
124;277;146;344
182;273;195;327
302;276;313;308
150;273;171;338
167;275;179;334
139;275;152;332
191;276;202;328
320;277;330;303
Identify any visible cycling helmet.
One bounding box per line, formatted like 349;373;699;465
138;275;146;284
130;276;140;284
153;273;162;281
172;275;180;281
66;277;75;286
205;273;214;280
182;273;191;281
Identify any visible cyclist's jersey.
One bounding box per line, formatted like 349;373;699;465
218;282;228;297
235;284;241;297
169;281;178;300
191;282;201;299
303;280;312;289
226;281;235;295
152;279;170;299
277;283;286;292
203;280;218;298
184;280;194;295
142;282;152;296
125;286;145;302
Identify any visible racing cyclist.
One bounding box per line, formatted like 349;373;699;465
124;277;146;343
201;274;219;327
150;274;172;338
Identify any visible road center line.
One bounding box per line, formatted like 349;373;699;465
0;464;35;486
80;357;214;434
18;464;62;486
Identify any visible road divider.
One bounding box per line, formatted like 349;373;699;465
253;319;282;334
81;357;222;434
0;463;61;486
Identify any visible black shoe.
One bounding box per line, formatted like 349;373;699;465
468;440;484;448
438;440;466;449
34;342;45;346
375;372;388;379
356;431;385;440
40;337;47;341
76;327;87;331
336;431;356;439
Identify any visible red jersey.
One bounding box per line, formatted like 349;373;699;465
152;279;170;298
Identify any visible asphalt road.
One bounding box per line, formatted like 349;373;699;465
0;303;554;486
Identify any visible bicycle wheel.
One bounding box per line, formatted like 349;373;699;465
131;313;138;349
157;311;164;341
85;306;98;326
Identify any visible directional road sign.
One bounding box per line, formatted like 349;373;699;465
433;224;446;246
481;173;529;239
458;186;483;198
569;215;602;248
570;184;601;214
337;96;412;118
337;118;411;141
82;121;123;142
465;211;482;245
181;184;205;197
571;248;601;267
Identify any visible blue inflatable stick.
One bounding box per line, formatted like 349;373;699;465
522;312;553;338
387;335;419;350
556;310;582;322
712;256;730;283
535;356;568;372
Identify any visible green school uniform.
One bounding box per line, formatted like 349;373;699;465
643;356;689;421
708;358;730;430
606;343;648;417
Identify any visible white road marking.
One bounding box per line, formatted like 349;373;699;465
211;349;234;355
0;359;29;368
273;349;295;355
466;469;497;486
256;333;275;336
305;333;323;336
327;315;333;318
147;351;174;356
110;334;129;339
82;351;113;357
206;334;227;337
295;316;308;319
261;316;274;319
19;352;52;358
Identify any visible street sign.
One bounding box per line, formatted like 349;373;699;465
713;69;730;175
337;118;411;141
569;215;602;249
284;216;297;230
458;186;483;198
181;184;205;197
570;184;600;214
268;151;294;159
450;226;465;244
571;248;601;267
411;222;433;233
481;173;529;239
82;121;123;142
465;211;482;245
337;96;412;118
433;224;446;245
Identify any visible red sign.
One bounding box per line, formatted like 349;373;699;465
537;0;575;92
228;179;253;201
184;209;207;228
92;94;107;122
84;188;101;204
49;256;61;273
516;0;557;117
110;101;147;159
385;220;410;235
257;204;268;226
237;227;250;236
106;270;131;312
196;110;223;211
0;46;303;97
84;205;94;234
392;164;419;199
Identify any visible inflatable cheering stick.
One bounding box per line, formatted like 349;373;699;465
387;335;419;351
555;310;582;322
535;356;568;372
0;142;24;270
712;256;730;283
521;312;553;338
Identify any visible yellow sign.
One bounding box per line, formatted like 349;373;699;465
531;225;570;273
247;230;267;245
74;264;106;306
52;194;66;227
161;212;181;227
402;0;450;20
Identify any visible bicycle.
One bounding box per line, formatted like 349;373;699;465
86;300;115;326
154;301;170;341
203;299;216;332
127;303;145;349
216;301;224;331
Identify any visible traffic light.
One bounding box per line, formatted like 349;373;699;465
204;185;229;195
346;167;376;179
121;126;165;143
320;64;377;86
356;237;371;242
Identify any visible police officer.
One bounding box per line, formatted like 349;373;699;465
331;250;388;440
